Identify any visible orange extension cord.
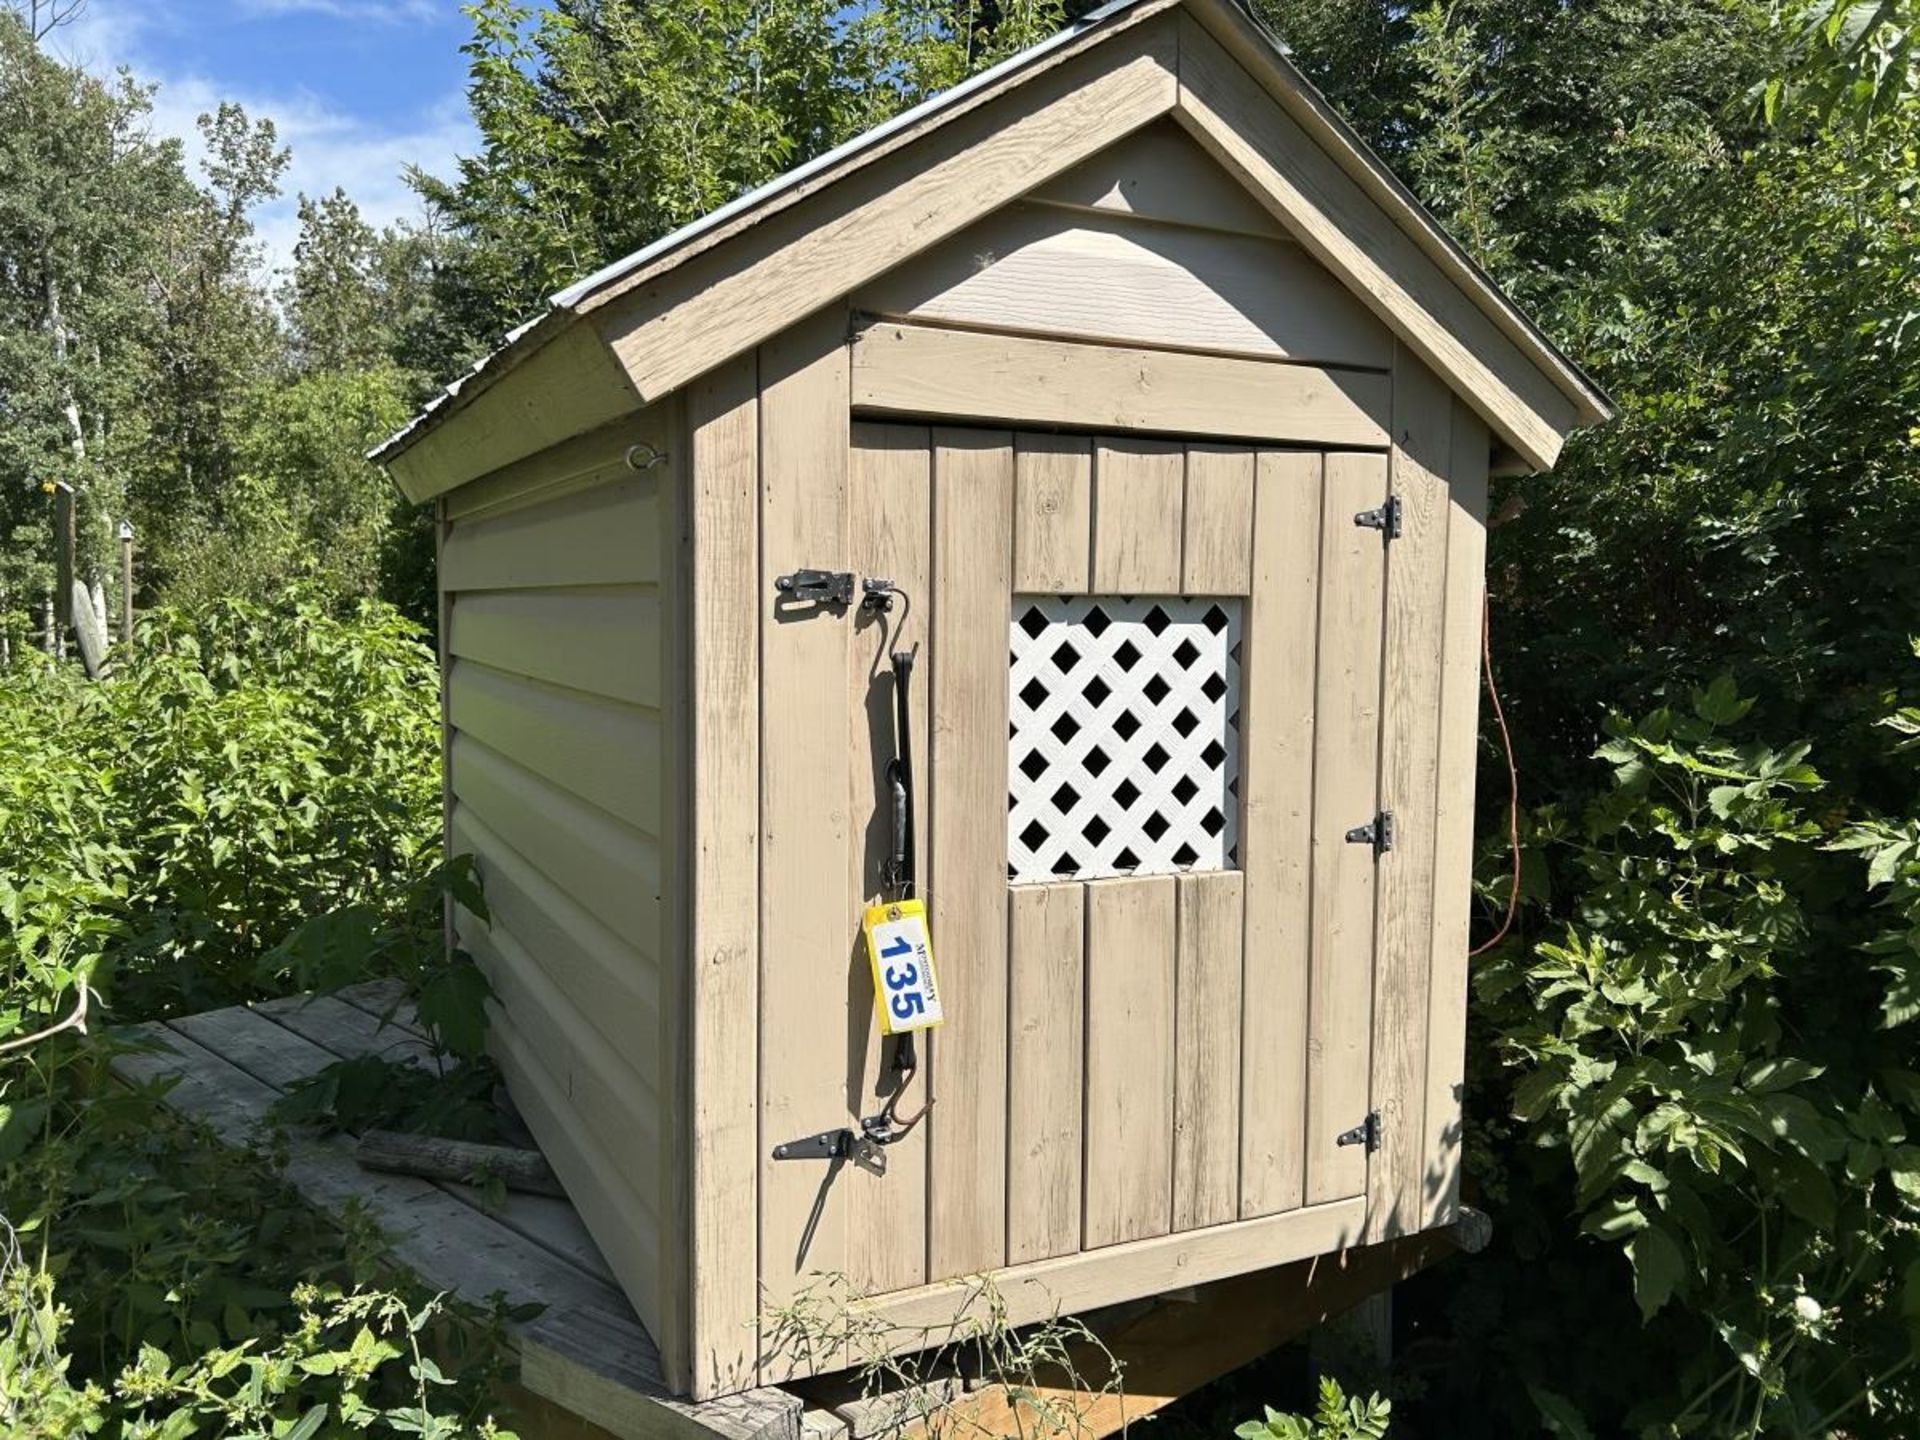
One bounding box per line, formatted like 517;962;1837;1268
1470;593;1521;959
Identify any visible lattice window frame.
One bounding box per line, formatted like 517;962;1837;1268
1008;595;1243;884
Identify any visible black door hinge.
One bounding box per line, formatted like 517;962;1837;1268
1345;811;1395;856
1338;1111;1383;1153
1354;495;1403;540
771;1126;887;1174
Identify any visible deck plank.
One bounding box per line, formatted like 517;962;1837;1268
256;992;442;1069
335;978;427;1036
173;1005;615;1285
112;1009;803;1440
115;1022;630;1328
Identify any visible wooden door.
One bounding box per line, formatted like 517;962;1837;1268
755;423;1390;1312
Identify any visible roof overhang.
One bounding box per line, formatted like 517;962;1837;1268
376;0;1611;504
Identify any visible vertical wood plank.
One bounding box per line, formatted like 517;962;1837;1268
1013;433;1092;593
846;423;932;1297
655;395;692;1391
1422;400;1489;1231
1238;451;1321;1219
1366;354;1453;1243
1091;439;1183;592
1173;870;1244;1232
1006;882;1086;1263
1181;445;1255;594
1304;451;1388;1208
927;428;1014;1280
686;358;762;1394
757;312;854;1340
1083;875;1176;1249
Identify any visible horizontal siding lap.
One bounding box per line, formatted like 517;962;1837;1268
437;429;678;1376
446;659;663;836
459;917;664;1208
449;805;662;1085
448;731;662;949
448;587;661;708
440;473;663;591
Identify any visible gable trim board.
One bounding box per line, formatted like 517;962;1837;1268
849;321;1391;447
374;0;1610;502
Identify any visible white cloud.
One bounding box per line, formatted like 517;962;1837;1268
235;0;442;24
49;2;476;278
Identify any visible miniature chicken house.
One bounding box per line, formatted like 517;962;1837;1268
373;0;1611;1401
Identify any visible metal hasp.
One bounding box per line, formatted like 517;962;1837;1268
1345;811;1396;855
771;1126;887;1175
1337;1111;1383;1153
1353;494;1403;540
773;568;854;606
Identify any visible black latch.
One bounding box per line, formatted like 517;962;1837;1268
1338;1111;1383;1152
774;569;854;606
771;1126;886;1175
1354;495;1403;540
1345;811;1395;855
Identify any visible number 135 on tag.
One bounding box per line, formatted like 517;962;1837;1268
863;899;944;1036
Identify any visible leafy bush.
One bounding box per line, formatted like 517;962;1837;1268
2;1261;517;1439
0;593;520;1435
0;592;442;1026
1456;679;1920;1435
1236;1379;1391;1440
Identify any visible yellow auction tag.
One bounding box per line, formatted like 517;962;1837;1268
863;898;944;1035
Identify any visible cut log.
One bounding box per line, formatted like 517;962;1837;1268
355;1128;568;1198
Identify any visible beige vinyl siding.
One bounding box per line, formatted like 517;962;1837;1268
449;589;663;708
440;471;664;589
449;805;662;1089
439;415;676;1364
859;201;1393;370
1023;117;1288;236
447;731;662;949
446;662;664;836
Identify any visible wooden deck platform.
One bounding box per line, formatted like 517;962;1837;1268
112;983;1485;1440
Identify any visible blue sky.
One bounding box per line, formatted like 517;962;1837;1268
50;0;485;276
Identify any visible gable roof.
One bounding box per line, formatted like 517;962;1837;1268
375;0;1611;500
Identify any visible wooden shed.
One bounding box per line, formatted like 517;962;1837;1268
373;0;1610;1403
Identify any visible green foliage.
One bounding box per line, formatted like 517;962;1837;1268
1235;1380;1392;1440
0;18;454;635
0;589;512;1434
0;10;180;634
1458;683;1920;1435
274;1053;505;1143
0;593;443;1022
2;1263;517;1439
418;0;1071;344
1764;0;1919;128
158;366;413;615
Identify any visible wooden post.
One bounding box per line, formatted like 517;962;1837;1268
117;519;134;647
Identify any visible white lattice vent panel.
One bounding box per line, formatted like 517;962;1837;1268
1008;596;1243;883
